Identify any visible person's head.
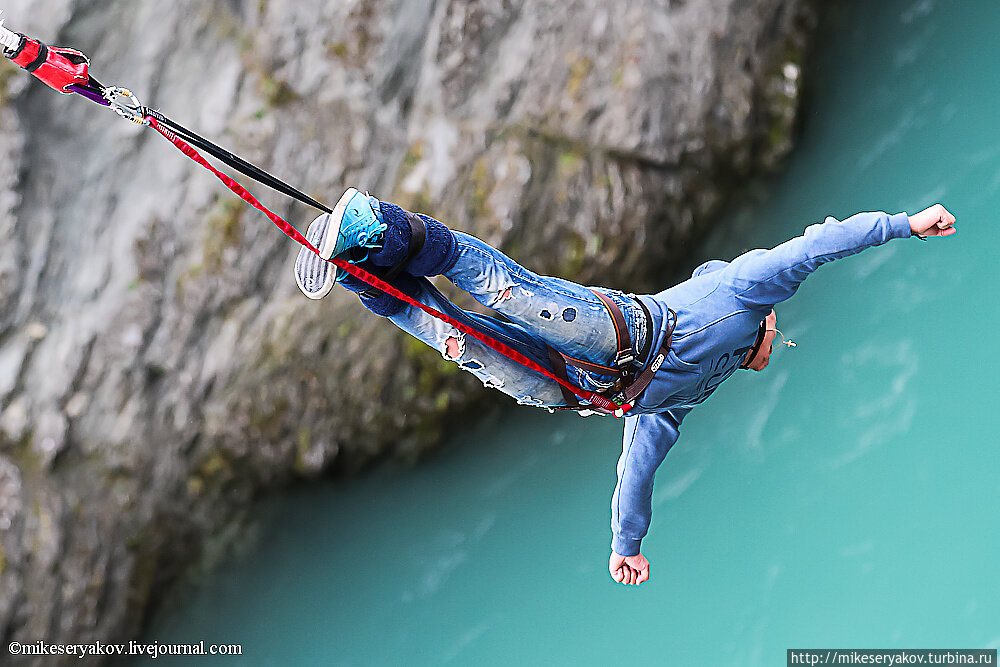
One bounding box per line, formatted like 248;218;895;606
743;309;779;372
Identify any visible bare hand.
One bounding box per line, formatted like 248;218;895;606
909;204;957;238
609;551;650;586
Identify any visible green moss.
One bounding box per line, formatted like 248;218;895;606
126;532;145;550
401;336;459;397
410;189;434;215
560;233;588;279
174;262;205;303
293;427;312;473
0;59;17;108
566;55;595;98
259;75;299;108
326;41;349;59
198;452;228;477
399;142;424;179
469;158;493;219
612;66;625;89
186;476;204;498
6;430;41;478
402;334;431;359
557;151;583;176
766;67;799;154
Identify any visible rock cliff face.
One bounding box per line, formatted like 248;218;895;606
0;0;812;658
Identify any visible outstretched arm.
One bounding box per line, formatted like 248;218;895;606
724;204;956;310
609;408;690;586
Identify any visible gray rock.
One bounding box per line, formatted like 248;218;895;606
0;0;813;660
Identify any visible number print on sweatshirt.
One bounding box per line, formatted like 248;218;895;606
692;346;752;404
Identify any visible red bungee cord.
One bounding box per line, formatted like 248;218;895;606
145;117;628;416
1;19;630;417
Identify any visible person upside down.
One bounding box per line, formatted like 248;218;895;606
293;189;957;587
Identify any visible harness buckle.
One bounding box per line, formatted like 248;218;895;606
613;349;634;367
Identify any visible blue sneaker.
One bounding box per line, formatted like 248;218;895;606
294;188;386;299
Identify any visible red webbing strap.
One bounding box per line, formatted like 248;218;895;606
145;116;628;416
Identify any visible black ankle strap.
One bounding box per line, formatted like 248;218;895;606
362;211;427;298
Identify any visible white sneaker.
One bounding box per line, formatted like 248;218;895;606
294;188;386;299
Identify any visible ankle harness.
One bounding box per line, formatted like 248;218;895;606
361;210;427;298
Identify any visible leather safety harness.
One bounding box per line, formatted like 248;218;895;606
547;292;677;416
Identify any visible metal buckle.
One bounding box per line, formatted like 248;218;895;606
614;349;634;367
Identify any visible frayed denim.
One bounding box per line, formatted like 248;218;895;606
349;205;647;409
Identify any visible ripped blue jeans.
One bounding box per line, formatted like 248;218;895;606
386;232;648;408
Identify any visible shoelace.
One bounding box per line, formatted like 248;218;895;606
336;200;387;263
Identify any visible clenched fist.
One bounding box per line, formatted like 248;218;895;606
609;551;650;586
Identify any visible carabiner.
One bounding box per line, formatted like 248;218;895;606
103;86;149;125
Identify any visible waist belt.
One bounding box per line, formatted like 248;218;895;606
547;291;676;415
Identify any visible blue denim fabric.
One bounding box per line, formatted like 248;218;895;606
387;231;647;408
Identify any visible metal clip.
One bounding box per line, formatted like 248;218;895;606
614;350;634;367
103;86;149;125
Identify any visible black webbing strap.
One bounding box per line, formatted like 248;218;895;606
361;210;426;298
142;109;332;214
25;42;47;72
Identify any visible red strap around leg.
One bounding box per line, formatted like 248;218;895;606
145;116;629;417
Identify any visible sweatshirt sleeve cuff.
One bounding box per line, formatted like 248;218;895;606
889;212;912;240
612;534;642;557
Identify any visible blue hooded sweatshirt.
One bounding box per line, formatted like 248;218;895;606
611;211;913;557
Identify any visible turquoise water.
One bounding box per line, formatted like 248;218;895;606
138;2;1000;665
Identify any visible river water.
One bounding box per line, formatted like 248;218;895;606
136;1;1000;664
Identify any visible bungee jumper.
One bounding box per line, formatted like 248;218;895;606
2;15;958;588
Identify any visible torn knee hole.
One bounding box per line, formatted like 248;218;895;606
445;336;462;360
498;287;513;302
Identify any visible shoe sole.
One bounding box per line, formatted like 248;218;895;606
294;187;360;300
